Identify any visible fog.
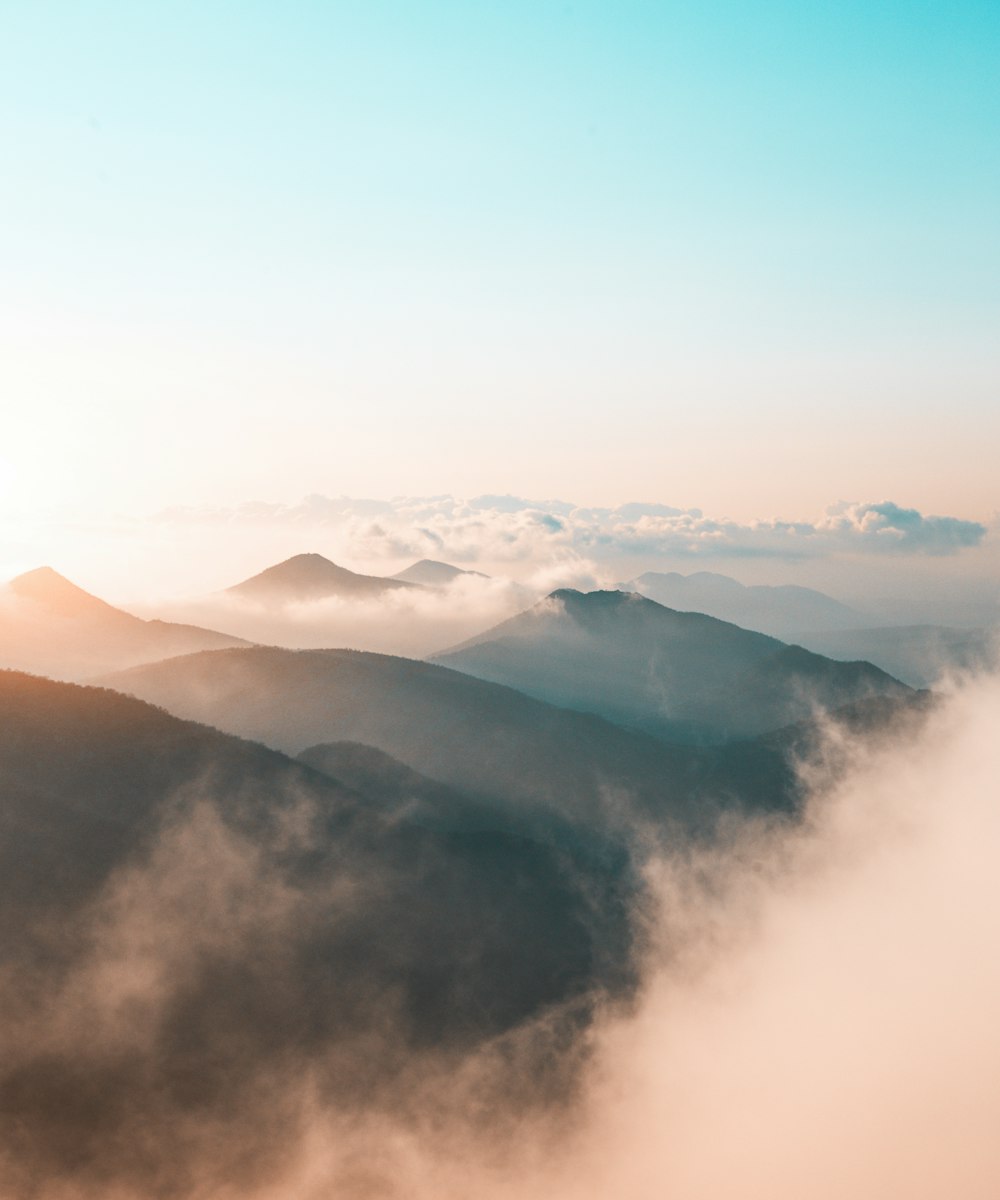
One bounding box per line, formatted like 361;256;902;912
3;673;998;1197
551;671;1000;1199
149;560;603;658
306;671;1000;1200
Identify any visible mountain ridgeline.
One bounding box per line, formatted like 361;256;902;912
226;552;420;602
0;566;246;681
434;588;911;743
104;646;728;831
390;558;489;587
623;570;868;637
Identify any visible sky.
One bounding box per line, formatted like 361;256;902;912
1;1;998;577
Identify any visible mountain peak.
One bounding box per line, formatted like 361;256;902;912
8;566;118;618
548;588;654;611
228;554;417;601
392;559;489;586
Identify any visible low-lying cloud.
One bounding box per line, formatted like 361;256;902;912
548;672;1000;1199
154;562;601;658
3;672;999;1197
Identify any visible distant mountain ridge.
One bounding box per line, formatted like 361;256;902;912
0;566;246;680
391;559;489;587
227;552;419;602
796;624;997;688
435;588;910;742
11;565;125;618
623;570;868;637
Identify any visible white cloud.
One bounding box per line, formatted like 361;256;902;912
155;493;987;564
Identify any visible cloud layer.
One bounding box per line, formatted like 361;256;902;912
157;494;987;565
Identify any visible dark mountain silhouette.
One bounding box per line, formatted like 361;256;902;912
227;552;419;602
0;566;246;681
623;570;868;638
0;669;638;1194
298;740;489;827
104;646;724;830
434;589;911;742
796;624;996;688
391;559;490;587
107;643;870;855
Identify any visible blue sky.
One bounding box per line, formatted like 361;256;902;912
1;1;998;520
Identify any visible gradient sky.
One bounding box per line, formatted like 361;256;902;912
2;0;998;524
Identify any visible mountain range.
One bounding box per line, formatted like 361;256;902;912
434;588;910;742
796;624;997;688
2;563;939;1193
623;570;995;685
622;570;869;636
103;645;722;831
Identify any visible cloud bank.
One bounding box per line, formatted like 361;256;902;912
548;672;1000;1199
157;494;987;565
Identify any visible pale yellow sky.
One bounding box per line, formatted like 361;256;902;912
2;303;997;528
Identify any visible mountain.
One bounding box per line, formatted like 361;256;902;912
102;645;804;831
622;570;868;638
0;669;638;1192
434;589;911;742
796;624;996;688
0;566;246;680
391;558;489;587
227;552;419;602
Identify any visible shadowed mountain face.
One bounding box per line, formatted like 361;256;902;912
0;670;639;1196
391;559;489;587
104;646;727;831
434;589;911;743
0;567;246;681
227;552;419;602
623;570;868;638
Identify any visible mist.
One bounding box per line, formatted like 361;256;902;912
303;669;1000;1199
312;670;1000;1198
3;667;998;1197
147;560;603;658
548;670;1000;1199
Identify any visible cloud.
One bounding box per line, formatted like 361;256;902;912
154;569;539;658
284;671;1000;1199
540;672;1000;1200
3;666;1000;1196
154;494;987;564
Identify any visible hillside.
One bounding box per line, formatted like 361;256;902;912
104;645;720;829
0;668;639;1191
434;589;910;742
0;566;247;680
